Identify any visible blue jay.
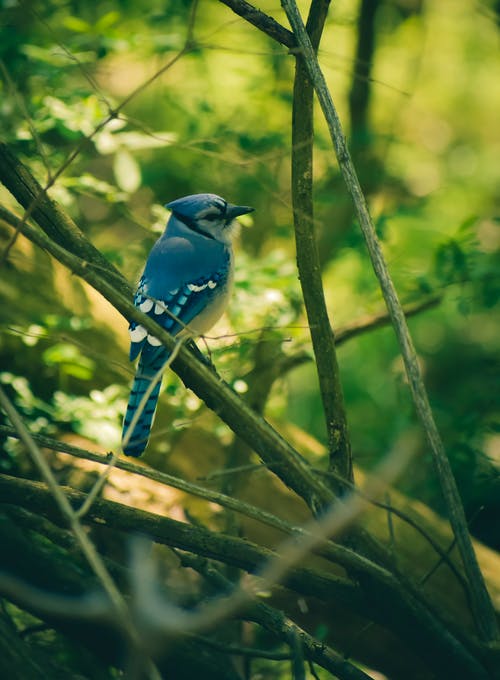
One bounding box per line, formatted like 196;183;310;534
122;193;254;457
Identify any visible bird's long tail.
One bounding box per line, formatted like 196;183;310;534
122;350;168;457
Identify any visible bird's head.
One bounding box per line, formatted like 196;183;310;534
166;193;254;243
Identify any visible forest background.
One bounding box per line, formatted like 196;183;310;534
0;0;499;679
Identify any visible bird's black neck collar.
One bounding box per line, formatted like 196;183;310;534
177;214;216;241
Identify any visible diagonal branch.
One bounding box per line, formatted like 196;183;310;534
335;295;441;345
279;0;499;643
0;143;128;296
218;0;295;48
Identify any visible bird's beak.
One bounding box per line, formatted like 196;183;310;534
225;203;255;220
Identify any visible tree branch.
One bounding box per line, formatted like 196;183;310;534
218;0;295;48
0;473;362;607
279;0;499;644
292;0;352;485
233;295;441;413
335;295;441;345
0;425;310;543
0;473;491;678
348;0;380;154
0;143;128;296
1;423;475;616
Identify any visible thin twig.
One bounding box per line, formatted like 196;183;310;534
419;505;484;589
75;452;119;519
334;295;441;345
187;634;291;660
0;572;110;622
420;538;457;588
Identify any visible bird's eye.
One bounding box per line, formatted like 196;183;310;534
203;213;219;222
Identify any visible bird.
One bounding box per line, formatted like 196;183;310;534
122;193;254;457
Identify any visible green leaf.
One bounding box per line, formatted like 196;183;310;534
43;343;95;381
20;45;77;67
62;16;92;33
434;239;468;284
113;148;141;193
95;11;121;32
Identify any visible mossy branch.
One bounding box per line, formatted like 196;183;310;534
291;0;352;485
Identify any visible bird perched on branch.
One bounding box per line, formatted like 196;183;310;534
122;193;254;457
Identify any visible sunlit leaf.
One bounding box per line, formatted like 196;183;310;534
43;343;96;381
62;16;92;33
113;148;141;193
95;130;177;155
95;11;121;32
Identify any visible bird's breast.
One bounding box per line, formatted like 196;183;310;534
185;257;234;336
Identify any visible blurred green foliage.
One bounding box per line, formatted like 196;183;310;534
0;0;499;550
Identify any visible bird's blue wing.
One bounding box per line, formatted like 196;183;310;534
128;251;230;365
